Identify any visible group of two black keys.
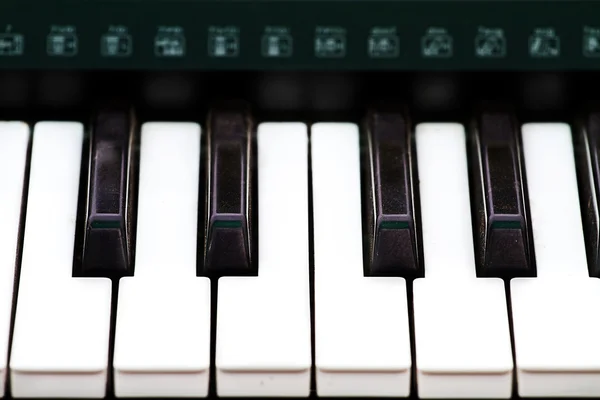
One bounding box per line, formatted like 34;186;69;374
366;109;600;279
364;109;534;279
81;106;253;278
80;105;600;280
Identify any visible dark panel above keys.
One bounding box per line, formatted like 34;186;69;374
81;108;137;277
470;111;534;278
363;110;422;277
576;112;600;277
203;107;255;276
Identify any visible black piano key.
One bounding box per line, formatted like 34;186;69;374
203;108;254;275
81;108;136;277
363;110;421;277
471;111;534;277
576;112;600;277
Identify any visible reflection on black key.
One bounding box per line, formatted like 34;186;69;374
471;112;534;277
576;113;600;277
363;111;421;277
82;108;136;277
203;108;254;275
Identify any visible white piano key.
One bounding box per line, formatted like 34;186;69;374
216;123;311;397
520;123;588;279
312;123;411;397
0;122;30;397
113;122;211;398
413;123;513;398
10;122;112;398
511;123;600;397
416;123;476;281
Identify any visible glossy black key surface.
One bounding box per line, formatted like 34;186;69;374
471;112;533;277
203;108;254;275
364;111;421;276
82;108;135;277
576;112;600;277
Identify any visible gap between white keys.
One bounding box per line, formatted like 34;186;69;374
0;122;30;398
113;122;211;398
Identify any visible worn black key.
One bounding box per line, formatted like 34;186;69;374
471;112;534;277
82;108;136;277
203;108;254;275
363;111;421;276
576;112;600;277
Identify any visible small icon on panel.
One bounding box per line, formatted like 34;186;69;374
529;28;559;57
262;33;292;57
315;27;346;58
422;28;452;58
102;33;132;57
208;27;240;58
475;28;506;58
47;32;78;56
583;27;600;57
368;29;399;58
315;36;345;57
0;33;24;56
154;29;185;57
210;35;239;57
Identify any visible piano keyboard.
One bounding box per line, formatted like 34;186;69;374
1;107;600;399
